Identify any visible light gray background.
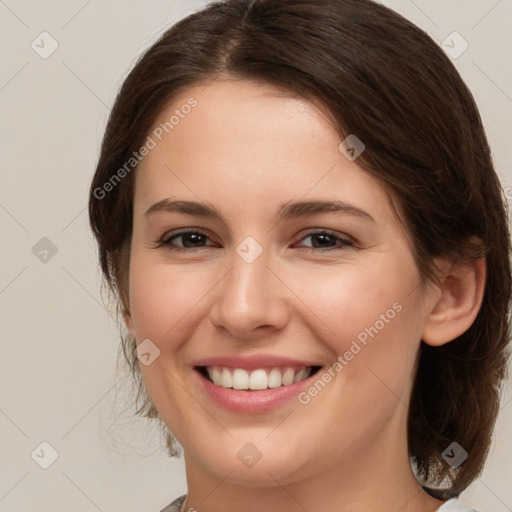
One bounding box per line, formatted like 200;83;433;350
1;1;511;511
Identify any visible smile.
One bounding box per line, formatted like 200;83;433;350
193;363;323;414
198;365;321;390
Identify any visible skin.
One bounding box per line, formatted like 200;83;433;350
123;79;485;512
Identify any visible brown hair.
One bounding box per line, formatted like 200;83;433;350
88;0;511;497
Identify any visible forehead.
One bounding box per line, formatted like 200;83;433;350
133;79;399;228
143;79;337;166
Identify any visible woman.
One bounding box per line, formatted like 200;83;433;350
88;1;511;511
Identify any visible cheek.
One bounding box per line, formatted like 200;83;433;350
127;253;216;341
293;270;420;458
288;255;420;348
289;256;422;408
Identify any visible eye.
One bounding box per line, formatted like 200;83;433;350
157;229;216;251
155;228;354;253
293;230;354;251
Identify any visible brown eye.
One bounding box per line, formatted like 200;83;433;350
294;230;354;251
159;229;216;252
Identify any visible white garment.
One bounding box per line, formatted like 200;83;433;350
160;495;480;511
437;498;479;511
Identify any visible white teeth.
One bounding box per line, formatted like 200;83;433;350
205;366;313;390
221;368;233;388
249;369;268;390
282;368;295;386
233;369;249;389
267;368;282;388
211;367;222;386
294;368;309;383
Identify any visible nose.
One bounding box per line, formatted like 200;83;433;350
209;246;290;341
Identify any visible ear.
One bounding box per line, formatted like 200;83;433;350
123;309;135;336
422;257;486;346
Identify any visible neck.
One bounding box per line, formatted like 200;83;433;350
180;407;445;512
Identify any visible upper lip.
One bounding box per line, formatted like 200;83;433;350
193;354;322;371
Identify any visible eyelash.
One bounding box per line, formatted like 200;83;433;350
154;228;355;253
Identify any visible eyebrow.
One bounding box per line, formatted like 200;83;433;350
144;198;375;223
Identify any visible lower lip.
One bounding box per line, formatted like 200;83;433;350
194;368;320;414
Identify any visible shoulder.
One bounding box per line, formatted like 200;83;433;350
158;494;187;512
437;498;480;512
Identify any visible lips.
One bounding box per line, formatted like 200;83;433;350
192;354;324;413
193;354;322;390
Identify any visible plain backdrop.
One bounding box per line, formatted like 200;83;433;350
1;1;511;511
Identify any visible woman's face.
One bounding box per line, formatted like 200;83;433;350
124;79;435;486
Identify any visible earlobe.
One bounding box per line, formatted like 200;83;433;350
422;257;486;347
